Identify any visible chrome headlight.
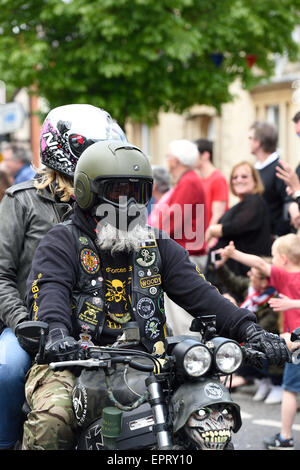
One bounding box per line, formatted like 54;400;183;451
183;345;212;377
172;339;212;378
214;340;243;374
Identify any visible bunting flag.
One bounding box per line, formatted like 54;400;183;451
210;52;224;67
246;54;257;68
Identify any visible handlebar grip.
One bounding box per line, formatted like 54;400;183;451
241;345;266;367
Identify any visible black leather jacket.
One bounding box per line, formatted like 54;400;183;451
0;179;72;333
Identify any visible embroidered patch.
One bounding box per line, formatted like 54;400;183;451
140;274;161;289
78;332;94;349
137;297;155;319
145;317;161;340
78;301;102;326
73;384;88;426
80;248;100;274
79;236;89;245
136;248;156;267
139;238;157;248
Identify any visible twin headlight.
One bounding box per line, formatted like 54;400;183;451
173;338;243;378
214;340;243;374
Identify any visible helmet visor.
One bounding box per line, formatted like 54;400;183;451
94;178;153;207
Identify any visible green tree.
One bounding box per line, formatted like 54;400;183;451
0;0;299;125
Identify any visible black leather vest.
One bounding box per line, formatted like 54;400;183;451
64;221;167;354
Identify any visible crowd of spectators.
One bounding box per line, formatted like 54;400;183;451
1;115;300;450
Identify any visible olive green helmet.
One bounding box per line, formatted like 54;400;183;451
74;140;153;226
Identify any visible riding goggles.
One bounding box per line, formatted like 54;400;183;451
92;178;153;207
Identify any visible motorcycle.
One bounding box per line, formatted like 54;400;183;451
16;315;270;451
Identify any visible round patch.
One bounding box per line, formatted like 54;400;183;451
80;249;100;274
137;297;155;319
145;316;161;340
204;382;224;400
136;248;156;267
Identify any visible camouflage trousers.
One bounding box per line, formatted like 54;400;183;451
22;364;78;450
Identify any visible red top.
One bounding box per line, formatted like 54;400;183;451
199;169;229;226
270;266;300;332
156;170;207;255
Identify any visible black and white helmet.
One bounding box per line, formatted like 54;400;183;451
40;104;127;178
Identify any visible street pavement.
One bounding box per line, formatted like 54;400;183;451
230;382;300;450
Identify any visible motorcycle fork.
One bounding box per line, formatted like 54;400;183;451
145;375;172;449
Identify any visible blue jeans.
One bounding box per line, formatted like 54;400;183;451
282;361;300;393
0;327;31;448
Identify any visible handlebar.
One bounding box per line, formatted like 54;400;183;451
49;348;156;373
16;320;275;372
49;358;110;370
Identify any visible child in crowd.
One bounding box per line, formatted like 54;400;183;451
214;258;283;403
222;234;300;450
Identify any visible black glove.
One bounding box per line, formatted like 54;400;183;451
44;327;81;363
245;324;291;366
17;334;40;356
15;319;40;356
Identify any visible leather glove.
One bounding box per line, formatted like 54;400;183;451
44;327;81;363
245;324;291;366
17;334;39;356
15;319;41;356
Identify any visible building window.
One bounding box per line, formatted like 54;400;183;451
266;105;279;130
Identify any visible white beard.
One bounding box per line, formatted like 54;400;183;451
96;222;152;254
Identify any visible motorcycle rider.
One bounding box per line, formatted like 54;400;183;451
22;140;291;450
0;104;127;450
